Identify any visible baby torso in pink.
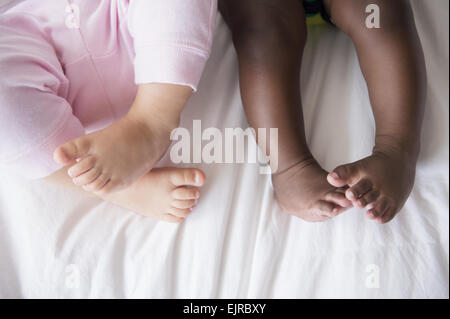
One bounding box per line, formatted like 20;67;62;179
0;0;217;178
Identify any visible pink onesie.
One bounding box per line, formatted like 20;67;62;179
0;0;217;179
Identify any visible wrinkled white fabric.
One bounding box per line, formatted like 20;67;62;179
0;0;447;298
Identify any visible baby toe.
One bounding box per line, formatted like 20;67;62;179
171;199;197;209
83;174;109;193
72;167;101;186
328;162;360;188
365;210;377;220
162;214;185;223
68;155;96;178
346;178;372;202
172;187;200;200
358;189;380;208
331;205;348;217
167;207;192;218
379;206;397;224
170;168;206;187
315;200;338;218
96;178;116;195
368;197;389;219
54;136;91;165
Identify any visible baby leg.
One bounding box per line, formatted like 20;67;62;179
54;83;192;194
54;0;216;195
219;0;351;221
323;0;426;223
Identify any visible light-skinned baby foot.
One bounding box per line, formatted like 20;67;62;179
272;157;352;222
103;167;206;222
327;144;417;224
54;111;173;194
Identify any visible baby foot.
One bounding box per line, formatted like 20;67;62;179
327;145;417;224
54;112;172;194
104;167;206;222
272;157;352;222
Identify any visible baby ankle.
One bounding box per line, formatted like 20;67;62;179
272;155;316;177
374;134;420;161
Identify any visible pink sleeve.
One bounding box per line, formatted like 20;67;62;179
0;16;85;179
127;0;217;91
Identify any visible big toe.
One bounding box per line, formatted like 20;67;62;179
327;162;360;188
170;168;206;187
54;137;90;165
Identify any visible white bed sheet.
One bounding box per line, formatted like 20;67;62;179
0;0;448;298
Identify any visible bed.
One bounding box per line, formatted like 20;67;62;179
0;0;448;298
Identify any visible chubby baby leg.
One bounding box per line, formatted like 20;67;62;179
220;0;352;221
54;83;192;194
323;0;426;223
